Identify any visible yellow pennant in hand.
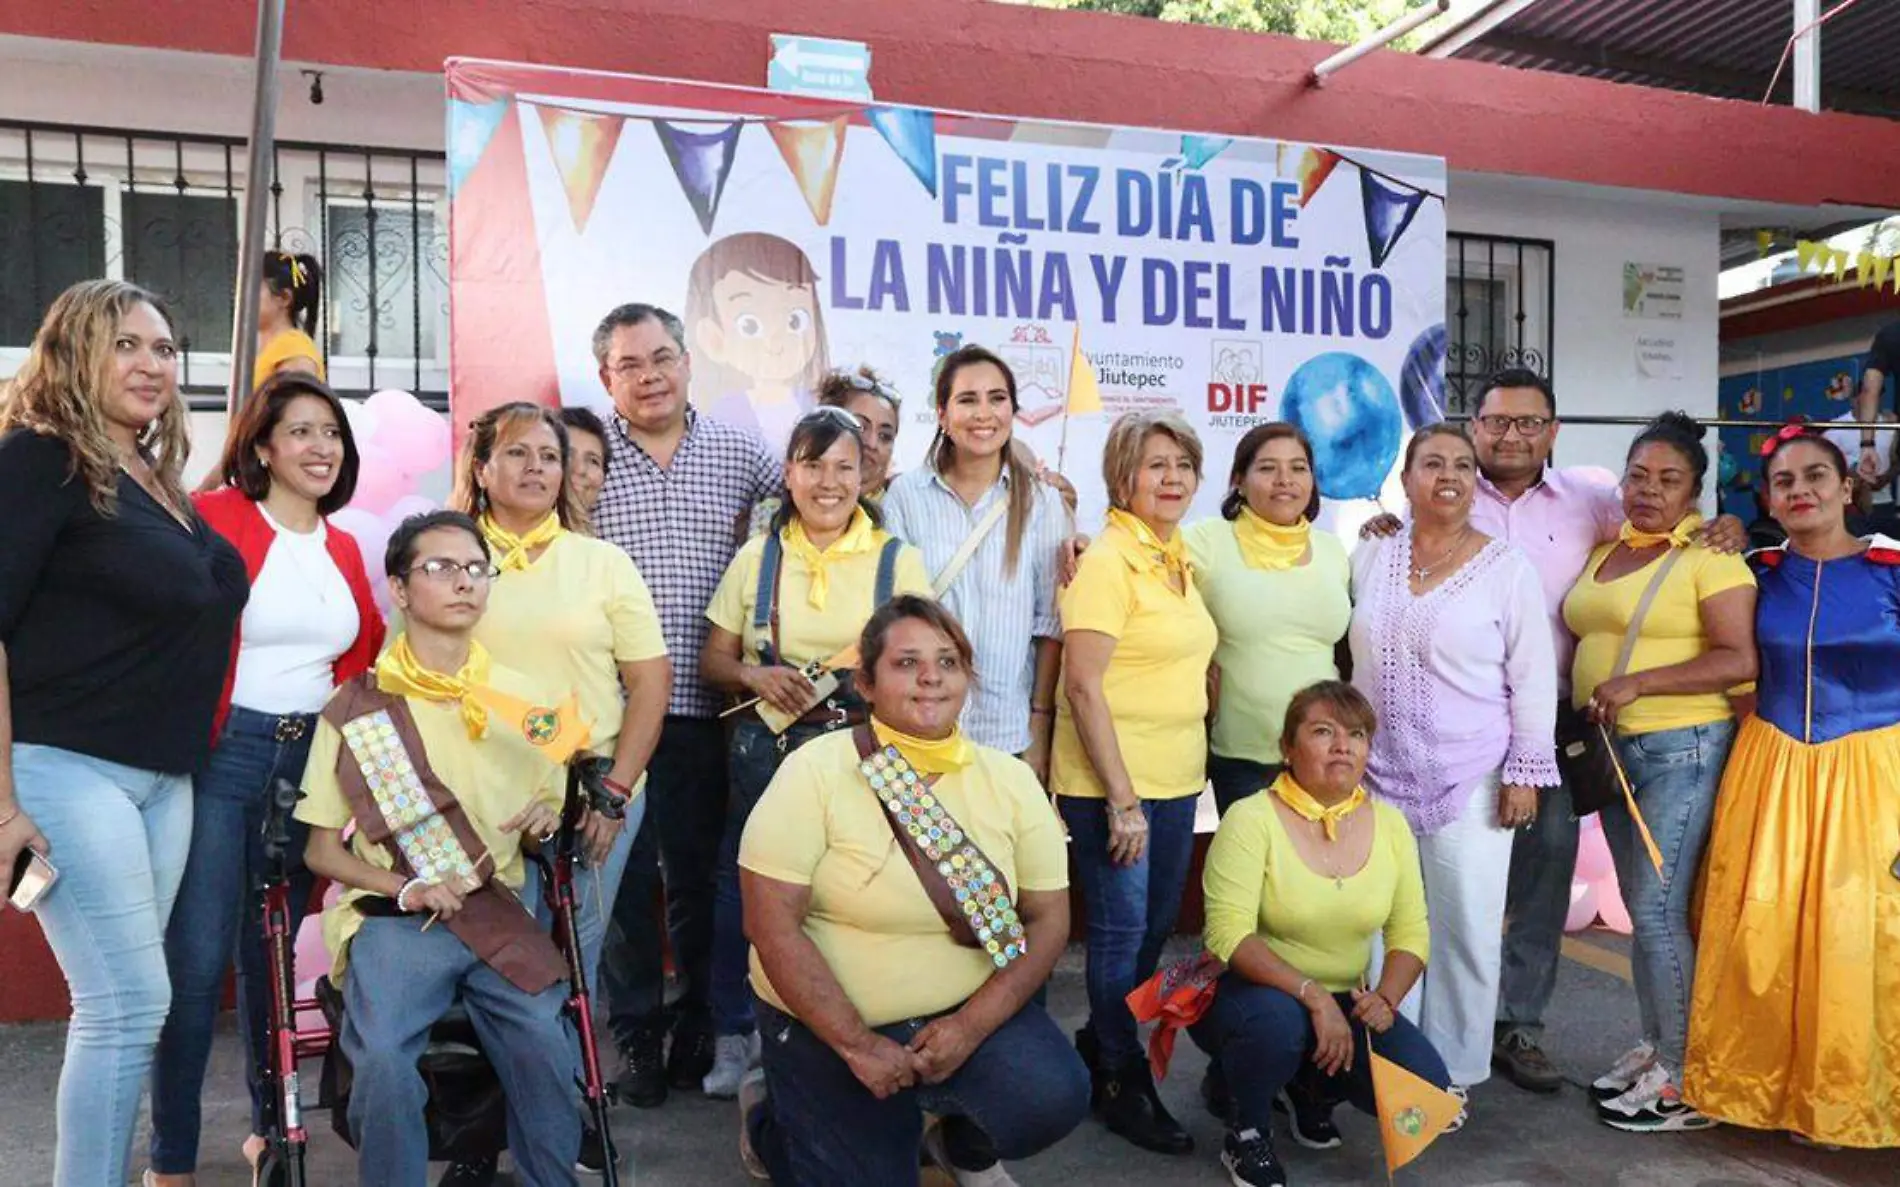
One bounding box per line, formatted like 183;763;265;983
1371;1048;1464;1179
465;685;593;764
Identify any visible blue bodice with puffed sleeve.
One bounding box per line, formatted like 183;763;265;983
1752;543;1900;744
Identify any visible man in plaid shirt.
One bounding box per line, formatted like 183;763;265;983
588;303;780;1107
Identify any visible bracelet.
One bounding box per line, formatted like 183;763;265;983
395;878;426;913
1029;706;1054;716
600;774;633;799
0;807;19;832
1106;801;1141;816
1296;978;1315;1005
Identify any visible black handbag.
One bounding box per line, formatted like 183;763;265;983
1558;548;1685;817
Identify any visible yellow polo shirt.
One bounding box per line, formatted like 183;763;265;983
295;660;567;980
473;531;666;768
739;730;1068;1026
706;528;932;668
253;328;325;390
1563;543;1755;736
1202;792;1429;992
1050;518;1219;800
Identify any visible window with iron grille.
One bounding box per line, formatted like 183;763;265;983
1446;232;1555;415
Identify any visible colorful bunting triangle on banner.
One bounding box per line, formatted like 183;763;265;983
653;119;743;235
1796;239;1820;271
1298;148;1341;206
1878;255;1895;291
1830;248;1852;282
448;98;509;198
868;107;939;197
1360;170;1428;269
768;117;850;225
1180;134;1234;169
535;105;625;234
1858;251;1878;288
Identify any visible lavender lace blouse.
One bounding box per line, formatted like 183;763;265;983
1347;534;1560;834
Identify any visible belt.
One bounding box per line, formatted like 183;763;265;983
795;699;867;729
272;715;311;743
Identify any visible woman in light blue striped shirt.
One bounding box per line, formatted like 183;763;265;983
882;346;1071;780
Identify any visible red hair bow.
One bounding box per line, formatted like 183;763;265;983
1759;420;1814;459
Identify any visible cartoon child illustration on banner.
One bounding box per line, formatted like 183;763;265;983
684;231;832;453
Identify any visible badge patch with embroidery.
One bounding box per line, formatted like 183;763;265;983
523;708;560;745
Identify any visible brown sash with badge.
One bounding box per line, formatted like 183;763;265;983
850;726;1028;970
322;674;565;994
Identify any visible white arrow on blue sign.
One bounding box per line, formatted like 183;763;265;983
768;34;873;101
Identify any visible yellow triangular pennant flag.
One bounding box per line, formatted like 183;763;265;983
1831;249;1852;282
1755;229;1774;258
1879;255;1896;291
535;106;624;234
1067;324;1103;415
465;685;593;765
1371;1049;1465;1177
767;117;849;226
1859;251;1877;288
1796;239;1820;271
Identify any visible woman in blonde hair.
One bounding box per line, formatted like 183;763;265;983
444;400;672;1179
0;279;249;1186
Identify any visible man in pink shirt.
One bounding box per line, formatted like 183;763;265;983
1467;370;1743;1093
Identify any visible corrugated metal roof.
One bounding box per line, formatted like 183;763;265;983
1446;0;1900;119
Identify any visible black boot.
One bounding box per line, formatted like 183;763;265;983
666;1015;716;1091
614;1021;668;1109
437;1157;498;1187
1074;1026;1107;1111
1102;1057;1194;1155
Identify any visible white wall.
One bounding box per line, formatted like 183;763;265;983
1449;173;1724;479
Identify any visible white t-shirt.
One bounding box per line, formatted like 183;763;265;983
230;507;360;715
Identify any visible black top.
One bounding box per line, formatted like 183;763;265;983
0;428;249;773
1870;320;1900;383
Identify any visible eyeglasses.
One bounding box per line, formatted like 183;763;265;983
607;353;681;380
406;559;501;583
1474;414;1552;437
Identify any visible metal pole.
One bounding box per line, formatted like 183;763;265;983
1310;0;1452;86
228;0;287;414
1450;414;1893;432
1792;0;1822;112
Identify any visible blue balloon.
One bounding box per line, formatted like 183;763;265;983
1281;352;1403;502
1400;324;1448;430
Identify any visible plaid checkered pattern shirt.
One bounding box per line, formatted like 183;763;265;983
592;408;781;718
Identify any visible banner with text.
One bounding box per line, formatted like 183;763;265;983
447;59;1448;527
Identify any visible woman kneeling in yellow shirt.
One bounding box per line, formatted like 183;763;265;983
1194;681;1452;1187
737;596;1089;1185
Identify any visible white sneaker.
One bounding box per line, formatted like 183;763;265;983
1590;1040;1657;1103
1597;1061;1716;1133
738;1068;770;1180
921;1117;1022;1186
704;1032;760;1099
1444;1083;1469;1134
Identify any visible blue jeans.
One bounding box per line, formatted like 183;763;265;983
1190;974;1450;1131
149;707;317;1172
747;999;1090;1186
1208;755;1280;818
11;742;192;1187
522;787;644;995
1603;719;1734;1069
605;715;730;1042
341;915;579;1187
711;718;847;1037
1496;779;1579;1037
1059;794;1200;1066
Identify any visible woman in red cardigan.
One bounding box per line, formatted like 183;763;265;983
146;373;384;1187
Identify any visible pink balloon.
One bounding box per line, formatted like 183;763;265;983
347;447;415;515
1575;818;1615;883
365;389;451;478
1565;880;1601;933
330;508;393;575
292;913;330;984
1594;872;1633;934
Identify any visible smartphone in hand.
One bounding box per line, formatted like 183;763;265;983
8;849;58;912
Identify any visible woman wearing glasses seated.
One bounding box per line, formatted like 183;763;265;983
738;596;1089;1185
700;406;932;1098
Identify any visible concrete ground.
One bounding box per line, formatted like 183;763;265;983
0;931;1890;1187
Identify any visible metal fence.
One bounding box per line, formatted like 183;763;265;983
0;119;449;410
1446;231;1556;415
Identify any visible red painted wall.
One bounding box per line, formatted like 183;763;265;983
6;0;1900;209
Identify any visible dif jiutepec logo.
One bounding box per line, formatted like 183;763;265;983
1207;338;1270;426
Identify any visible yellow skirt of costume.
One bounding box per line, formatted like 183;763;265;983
1682;714;1900;1148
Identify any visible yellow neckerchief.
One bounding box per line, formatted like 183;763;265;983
782;506;878;610
1270;771;1368;842
1232;507;1311;572
1619;512;1702;551
1107;507;1190;586
871;716;974;775
479;511;564;573
376;634;493;740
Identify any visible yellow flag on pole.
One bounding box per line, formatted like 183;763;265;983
1795;239;1820;271
1067;324;1103;415
1371;1049;1465;1178
465;686;593;765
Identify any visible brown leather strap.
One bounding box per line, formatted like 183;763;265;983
325;675;566;994
851;725;1013;950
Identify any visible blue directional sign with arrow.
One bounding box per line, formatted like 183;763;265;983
768;34;874;101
